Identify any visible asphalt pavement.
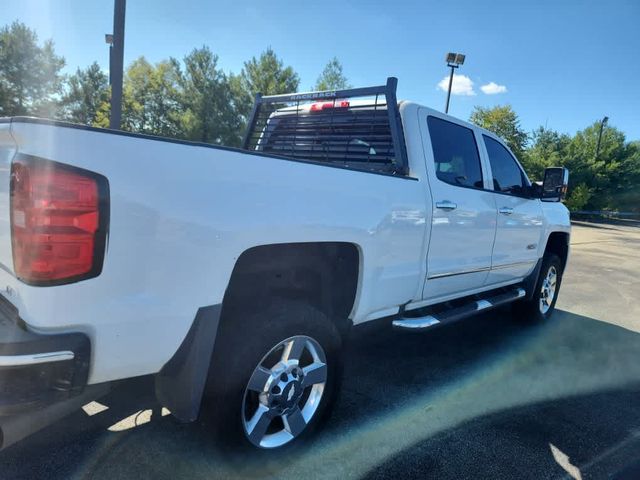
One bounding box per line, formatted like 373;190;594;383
1;221;640;480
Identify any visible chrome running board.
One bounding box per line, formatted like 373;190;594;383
393;288;525;330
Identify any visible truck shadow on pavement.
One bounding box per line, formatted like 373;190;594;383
2;309;640;480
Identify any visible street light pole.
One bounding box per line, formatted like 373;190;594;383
445;64;456;114
109;0;126;130
444;52;465;114
595;116;609;161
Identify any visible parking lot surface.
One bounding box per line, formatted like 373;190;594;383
1;222;640;480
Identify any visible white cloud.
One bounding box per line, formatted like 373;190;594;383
437;74;476;96
480;82;508;94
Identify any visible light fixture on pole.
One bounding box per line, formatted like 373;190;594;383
444;52;465;114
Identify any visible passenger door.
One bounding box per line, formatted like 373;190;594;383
421;114;497;300
481;134;544;285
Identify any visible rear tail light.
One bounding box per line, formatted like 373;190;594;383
10;156;109;286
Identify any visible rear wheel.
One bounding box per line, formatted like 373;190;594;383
203;300;342;451
514;253;563;322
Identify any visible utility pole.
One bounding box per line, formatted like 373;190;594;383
444;53;465;114
595;116;609;161
108;0;126;130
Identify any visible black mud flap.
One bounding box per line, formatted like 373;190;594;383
523;257;544;301
155;304;221;422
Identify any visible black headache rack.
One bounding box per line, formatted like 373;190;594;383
242;77;409;176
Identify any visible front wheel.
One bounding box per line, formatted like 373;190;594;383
203;300;342;451
514;253;563;322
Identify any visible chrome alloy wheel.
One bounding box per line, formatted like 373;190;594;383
539;265;558;314
241;335;328;449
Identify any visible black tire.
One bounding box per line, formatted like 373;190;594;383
514;253;563;322
202;299;342;453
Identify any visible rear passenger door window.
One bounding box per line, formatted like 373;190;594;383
483;135;527;195
427;116;483;189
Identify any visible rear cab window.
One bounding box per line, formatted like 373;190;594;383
261;106;396;172
427;116;483;189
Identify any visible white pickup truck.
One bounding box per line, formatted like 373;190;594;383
0;78;570;451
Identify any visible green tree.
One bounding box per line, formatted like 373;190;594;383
469;105;529;159
58;62;109;125
564;123;613;209
115;57;182;137
177;46;244;146
314;57;351;91
563;122;640;211
564;183;592;211
236;48;299;118
522;126;571;180
520;120;640;212
229;72;252;137
93;96;111;128
0;21;65;117
614;140;640;211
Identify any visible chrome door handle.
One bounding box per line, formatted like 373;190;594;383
499;207;514;215
436;201;457;211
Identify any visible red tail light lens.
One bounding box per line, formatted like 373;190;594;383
10;156;109;286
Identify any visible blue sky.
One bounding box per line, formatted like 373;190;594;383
3;0;639;140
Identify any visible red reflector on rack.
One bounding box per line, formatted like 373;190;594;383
10;157;108;285
309;100;350;112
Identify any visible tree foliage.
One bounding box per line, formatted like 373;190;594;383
521;121;639;212
469;105;529;158
522;127;571;180
125;57;183;136
564;183;591;211
314;57;351;91
177;47;244;146
58;62;109;125
0;21;65;117
93;57;184;137
239;48;299;98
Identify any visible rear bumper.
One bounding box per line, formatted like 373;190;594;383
0;294;91;415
